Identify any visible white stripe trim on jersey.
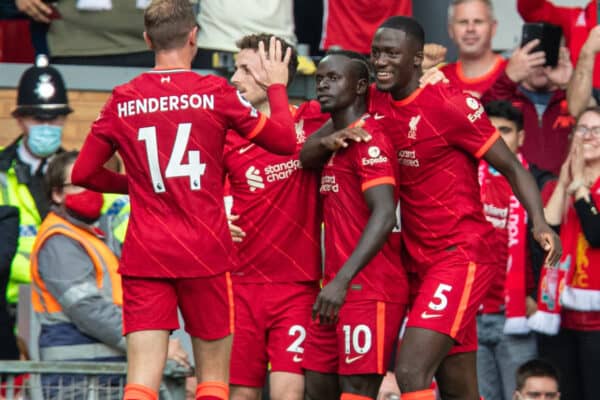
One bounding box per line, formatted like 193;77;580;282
145;69;191;74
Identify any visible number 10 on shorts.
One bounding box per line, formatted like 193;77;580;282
343;324;372;355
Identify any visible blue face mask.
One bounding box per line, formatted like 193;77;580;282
27;124;63;157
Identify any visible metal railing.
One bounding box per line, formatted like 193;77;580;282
0;360;192;400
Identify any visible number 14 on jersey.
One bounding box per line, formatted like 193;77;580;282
138;123;206;193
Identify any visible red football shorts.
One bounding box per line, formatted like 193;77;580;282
230;281;319;387
406;261;496;354
302;300;405;375
122;272;234;340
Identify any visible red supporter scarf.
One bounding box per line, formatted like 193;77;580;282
529;177;600;335
479;154;530;334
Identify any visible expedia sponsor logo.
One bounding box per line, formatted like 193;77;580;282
467;104;484;122
362;146;388;165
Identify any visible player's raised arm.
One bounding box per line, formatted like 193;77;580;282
239;37;296;155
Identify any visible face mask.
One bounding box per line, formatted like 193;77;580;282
64;190;104;222
27;124;63;157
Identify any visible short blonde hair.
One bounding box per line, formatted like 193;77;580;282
144;0;197;51
448;0;495;22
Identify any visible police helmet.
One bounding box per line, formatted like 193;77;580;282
12;55;73;121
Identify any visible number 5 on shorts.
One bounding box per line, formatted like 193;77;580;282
428;283;452;311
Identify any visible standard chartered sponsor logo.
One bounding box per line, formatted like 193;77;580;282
397;149;420;168
264;159;301;182
320;175;339;193
245;166;264;192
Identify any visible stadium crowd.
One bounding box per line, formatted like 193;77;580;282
1;1;599;400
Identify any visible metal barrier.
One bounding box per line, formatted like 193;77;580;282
0;360;192;400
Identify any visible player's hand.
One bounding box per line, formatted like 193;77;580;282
227;214;246;242
545;47;573;89
422;43;447;70
505;39;546;83
419;67;449;88
167;338;191;369
320;127;371;152
247;36;293;89
16;0;53;23
532;223;562;266
312;278;349;324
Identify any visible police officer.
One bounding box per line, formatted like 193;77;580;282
0;54;72;340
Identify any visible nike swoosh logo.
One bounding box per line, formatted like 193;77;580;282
374;114;385;120
292;354;303;363
239;144;255;154
345;354;365;364
421;311;443;319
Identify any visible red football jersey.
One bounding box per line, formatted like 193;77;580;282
224;100;329;283
320;116;407;303
90;69;277;278
320;0;412;54
368;84;499;274
440;56;507;98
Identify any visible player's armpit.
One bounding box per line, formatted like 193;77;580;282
72;134;128;194
247;84;296;155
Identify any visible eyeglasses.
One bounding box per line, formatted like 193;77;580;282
516;390;560;399
574;125;600;137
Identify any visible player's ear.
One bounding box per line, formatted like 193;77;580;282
188;25;199;47
414;49;424;68
143;31;154;50
356;78;368;96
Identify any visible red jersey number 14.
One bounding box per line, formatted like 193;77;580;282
138;122;207;193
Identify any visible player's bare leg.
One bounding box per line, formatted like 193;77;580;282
394;328;453;399
340;374;384;399
304;370;340;400
126;330;170;395
192;335;233;399
229;385;261;400
435;351;479;400
270;371;304;400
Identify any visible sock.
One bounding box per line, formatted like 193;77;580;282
196;381;229;400
123;383;158;400
401;389;436;400
340;393;373;400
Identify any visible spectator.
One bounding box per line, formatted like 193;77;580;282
513;359;560;400
18;0;153;66
482;41;574;176
0;55;72;341
517;0;600;94
0;206;19;361
477;100;538;400
441;0;507;98
319;0;411;55
533;106;600;400
31;151;189;398
567;25;600;118
194;0;296;69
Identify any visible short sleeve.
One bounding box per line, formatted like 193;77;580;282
220;84;267;139
437;87;500;158
352;124;397;192
89;94;119;147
